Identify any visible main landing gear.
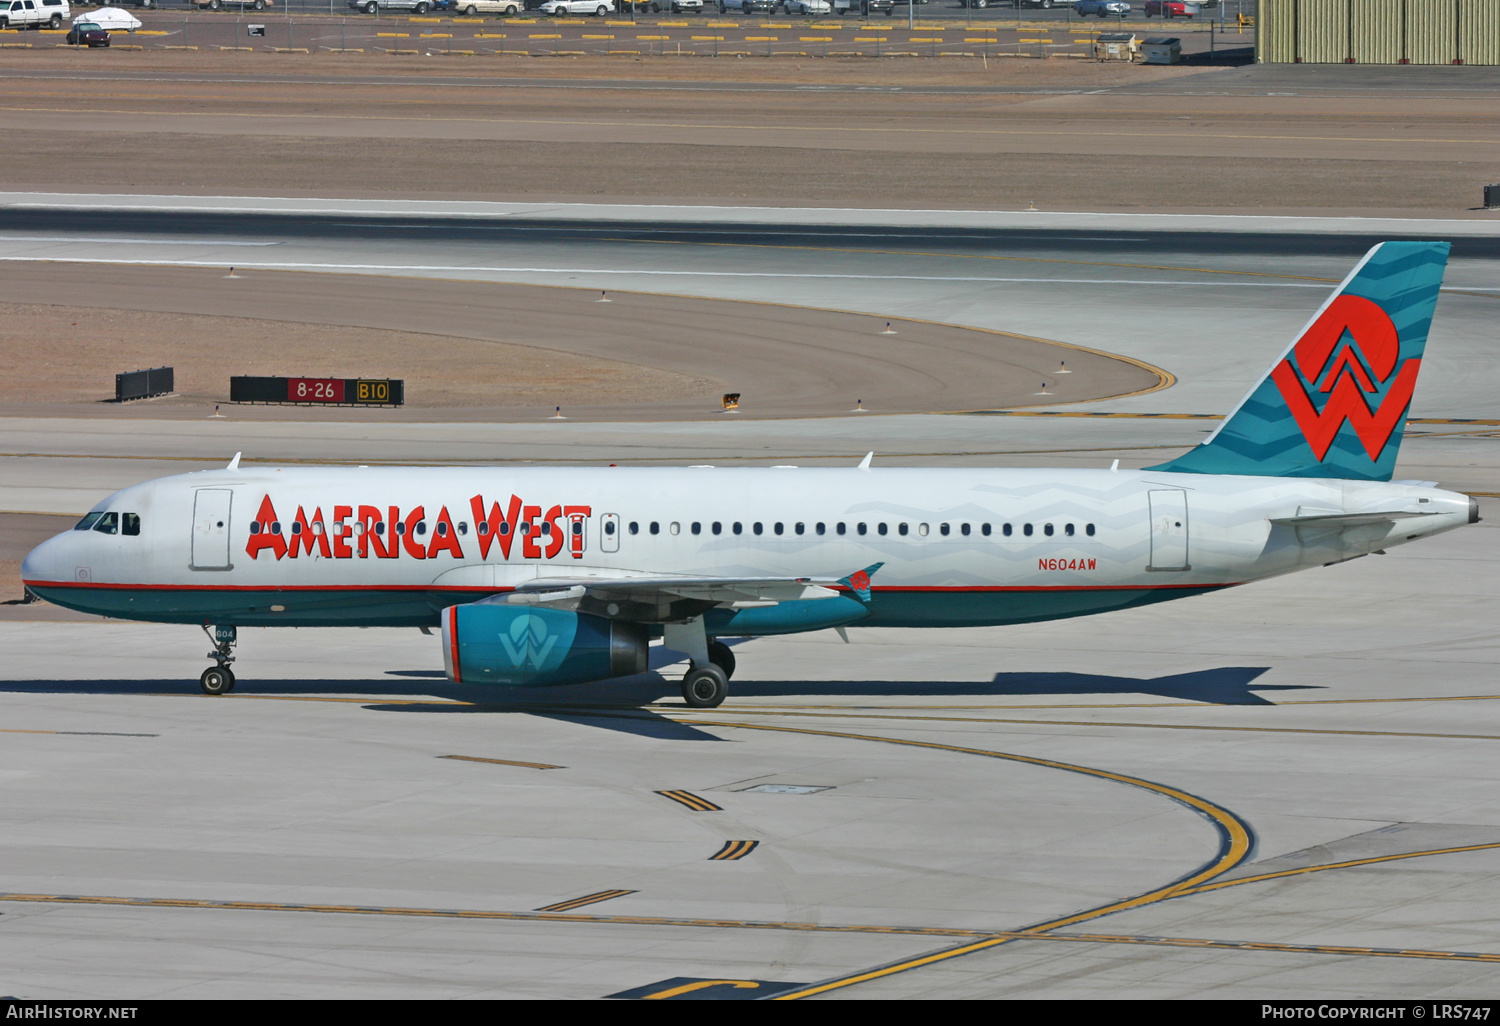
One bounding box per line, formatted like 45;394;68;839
200;624;237;695
665;620;736;709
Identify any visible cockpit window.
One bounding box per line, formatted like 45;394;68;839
122;513;141;536
74;512;104;531
92;512;119;535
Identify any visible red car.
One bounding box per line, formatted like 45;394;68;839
1144;0;1196;15
65;20;110;45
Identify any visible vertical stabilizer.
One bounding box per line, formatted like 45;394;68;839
1147;241;1449;481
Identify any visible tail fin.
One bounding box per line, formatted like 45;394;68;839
1147;241;1449;481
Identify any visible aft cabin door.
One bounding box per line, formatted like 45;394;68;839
1148;489;1190;571
191;488;234;571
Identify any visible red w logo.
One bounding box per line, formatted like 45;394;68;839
1269;295;1420;462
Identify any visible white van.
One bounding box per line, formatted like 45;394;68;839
1;0;70;29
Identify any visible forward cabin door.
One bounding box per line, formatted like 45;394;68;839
191;488;234;570
1148;489;1190;571
600;513;620;553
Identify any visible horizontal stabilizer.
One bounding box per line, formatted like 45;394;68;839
1269;510;1443;528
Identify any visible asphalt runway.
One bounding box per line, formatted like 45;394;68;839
3;199;1500;998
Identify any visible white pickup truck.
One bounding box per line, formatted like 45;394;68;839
0;0;69;29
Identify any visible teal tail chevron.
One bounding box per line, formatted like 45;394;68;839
1146;241;1449;481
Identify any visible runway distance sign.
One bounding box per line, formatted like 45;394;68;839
229;376;404;407
288;378;345;403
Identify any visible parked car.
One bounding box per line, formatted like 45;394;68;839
65;18;107;44
346;0;448;12
195;0;275;9
538;0;614;12
1073;0;1129;15
0;0;68;29
832;0;893;12
717;0;776;10
1144;0;1198;16
78;6;141;30
453;0;522;13
621;0;703;11
781;0;829;11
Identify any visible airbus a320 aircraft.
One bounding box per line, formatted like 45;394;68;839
21;241;1478;707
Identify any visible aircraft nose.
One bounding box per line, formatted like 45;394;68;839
21;530;72;587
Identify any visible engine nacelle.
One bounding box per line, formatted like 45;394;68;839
441;603;648;686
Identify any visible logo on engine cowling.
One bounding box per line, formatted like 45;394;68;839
498;613;558;670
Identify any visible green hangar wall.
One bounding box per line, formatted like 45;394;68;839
1257;0;1500;64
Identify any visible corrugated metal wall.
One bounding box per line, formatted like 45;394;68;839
1406;0;1457;63
1351;0;1403;62
1459;0;1500;63
1258;0;1298;62
1295;0;1349;62
1257;0;1500;64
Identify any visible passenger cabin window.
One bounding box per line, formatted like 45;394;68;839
795;522;805;535
1044;524;1054;537
712;522;722;535
857;523;867;536
650;522;660;535
629;521;639;535
733;522;743;535
93;512;118;535
1087;524;1096;536
897;523;908;537
981;523;990;536
836;523;845;535
1065;523;1075;536
774;523;784;536
753;522;763;535
669;522;681;535
816;523;826;536
1024;524;1034;537
691;522;702;535
878;523;888;536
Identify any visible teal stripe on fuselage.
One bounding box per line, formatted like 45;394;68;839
28;583;1228;630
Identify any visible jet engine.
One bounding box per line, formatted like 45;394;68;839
440;602;648;686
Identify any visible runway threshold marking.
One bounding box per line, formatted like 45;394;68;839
440;754;564;770
535;889;636;912
656;789;722;812
709;840;759;861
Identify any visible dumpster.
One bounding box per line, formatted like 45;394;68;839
1142;36;1182;64
1094;32;1137;61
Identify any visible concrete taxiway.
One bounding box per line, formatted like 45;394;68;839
2;201;1499;999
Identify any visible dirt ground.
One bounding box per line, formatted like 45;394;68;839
2;51;1497;213
0;302;712;409
0;265;1161;420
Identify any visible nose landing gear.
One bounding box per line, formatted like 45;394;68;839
200;624;237;695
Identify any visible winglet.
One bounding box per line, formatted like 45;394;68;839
858;452;874;471
839;562;884;602
226;452;242;471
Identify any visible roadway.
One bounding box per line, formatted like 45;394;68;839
1;198;1499;998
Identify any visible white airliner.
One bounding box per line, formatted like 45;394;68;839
20;242;1478;707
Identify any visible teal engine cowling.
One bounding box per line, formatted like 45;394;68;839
441;603;648;686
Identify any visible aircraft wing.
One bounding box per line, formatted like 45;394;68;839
518;575;839;604
496;562;884;610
